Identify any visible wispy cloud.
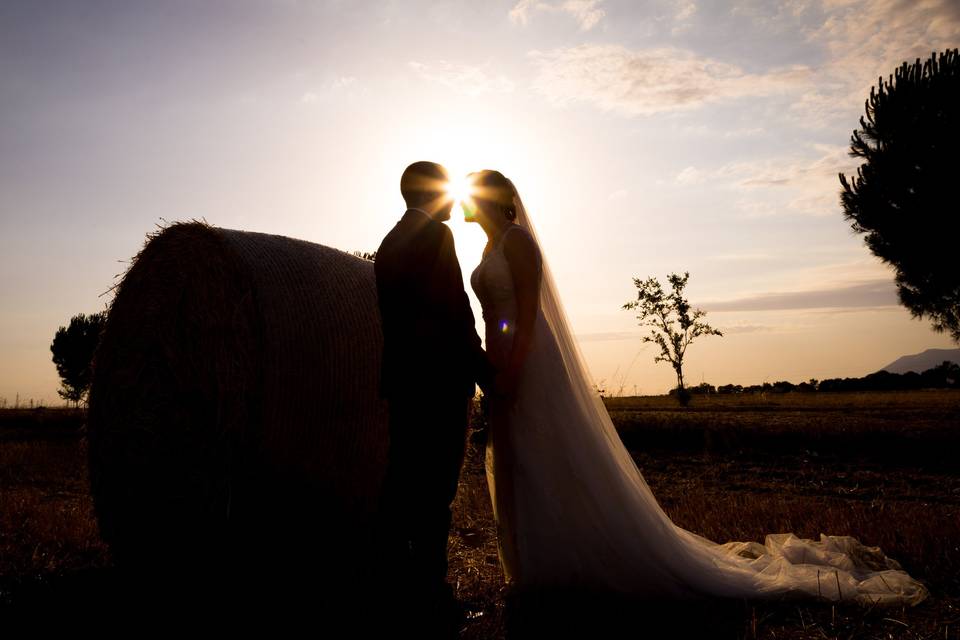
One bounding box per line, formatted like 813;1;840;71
510;0;606;31
524;2;959;126
675;0;697;21
674;165;705;185
576;330;640;342
408;61;515;97
299;76;358;104
793;0;960;126
672;123;767;139
674;143;856;216
730;143;855;216
530;45;811;116
705;252;775;263
671;0;697;34
718;323;773;334
702;279;898;312
577;322;777;341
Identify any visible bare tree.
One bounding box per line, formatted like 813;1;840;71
623;272;722;406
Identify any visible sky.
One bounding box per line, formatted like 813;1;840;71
1;0;958;404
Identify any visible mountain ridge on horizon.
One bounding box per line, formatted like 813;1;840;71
881;348;960;374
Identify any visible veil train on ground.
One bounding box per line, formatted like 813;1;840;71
500;181;928;607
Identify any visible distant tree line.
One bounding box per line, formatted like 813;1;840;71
351;250;377;261
672;361;959;396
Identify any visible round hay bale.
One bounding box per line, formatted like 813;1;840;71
87;221;389;599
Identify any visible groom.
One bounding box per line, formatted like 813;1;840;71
373;161;494;624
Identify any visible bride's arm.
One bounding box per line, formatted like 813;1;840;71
498;228;541;395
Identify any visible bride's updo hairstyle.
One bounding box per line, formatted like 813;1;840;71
471;169;517;221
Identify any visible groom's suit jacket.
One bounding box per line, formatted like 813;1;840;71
374;209;493;400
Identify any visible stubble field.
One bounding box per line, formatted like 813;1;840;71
1;390;958;638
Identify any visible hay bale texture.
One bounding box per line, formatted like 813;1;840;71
87;221;389;598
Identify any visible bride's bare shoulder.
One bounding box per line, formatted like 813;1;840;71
503;224;535;246
502;225;541;268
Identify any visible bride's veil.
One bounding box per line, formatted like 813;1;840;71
505;179;665;493
506;181;589;391
503;179;929;605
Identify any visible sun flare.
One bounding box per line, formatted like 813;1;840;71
444;174;474;207
380;119;545;267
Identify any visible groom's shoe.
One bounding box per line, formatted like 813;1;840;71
413;582;466;638
431;594;468;638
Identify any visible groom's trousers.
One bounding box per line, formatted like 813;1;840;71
375;393;470;597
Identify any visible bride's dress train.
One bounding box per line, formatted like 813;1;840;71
469;196;928;607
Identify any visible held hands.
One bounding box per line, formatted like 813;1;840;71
493;368;521;400
477;354;498;397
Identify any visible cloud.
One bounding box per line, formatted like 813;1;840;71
805;305;902;316
672;123;767;139
576;330;641;342
674;166;704;185
408;61;515;97
510;0;606;31
675;0;697;21
676;143;857;216
731;143;856;215
576;321;776;342
326;76;357;91
299;76;358;104
529;44;811;116
705;252;775;262
524;2;959;126
701;279;898;312
671;0;697;34
793;0;960;126
718;324;772;334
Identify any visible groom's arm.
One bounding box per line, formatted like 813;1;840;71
437;225;495;392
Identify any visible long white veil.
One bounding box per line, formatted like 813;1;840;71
502;178;929;606
505;177;670;508
504;184;594;392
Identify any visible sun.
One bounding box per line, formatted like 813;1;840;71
444;174;475;207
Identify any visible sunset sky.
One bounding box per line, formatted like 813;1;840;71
2;0;958;403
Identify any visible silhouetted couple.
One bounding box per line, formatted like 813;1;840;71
372;161;926;637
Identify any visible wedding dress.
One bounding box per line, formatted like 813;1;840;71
468;183;928;607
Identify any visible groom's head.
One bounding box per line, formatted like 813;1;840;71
401;161;453;222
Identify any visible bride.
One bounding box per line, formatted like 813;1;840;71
463;169;928;607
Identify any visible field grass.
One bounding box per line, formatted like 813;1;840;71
1;392;959;637
449;390;960;638
0;409;108;582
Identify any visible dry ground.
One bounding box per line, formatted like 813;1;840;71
1;391;959;638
